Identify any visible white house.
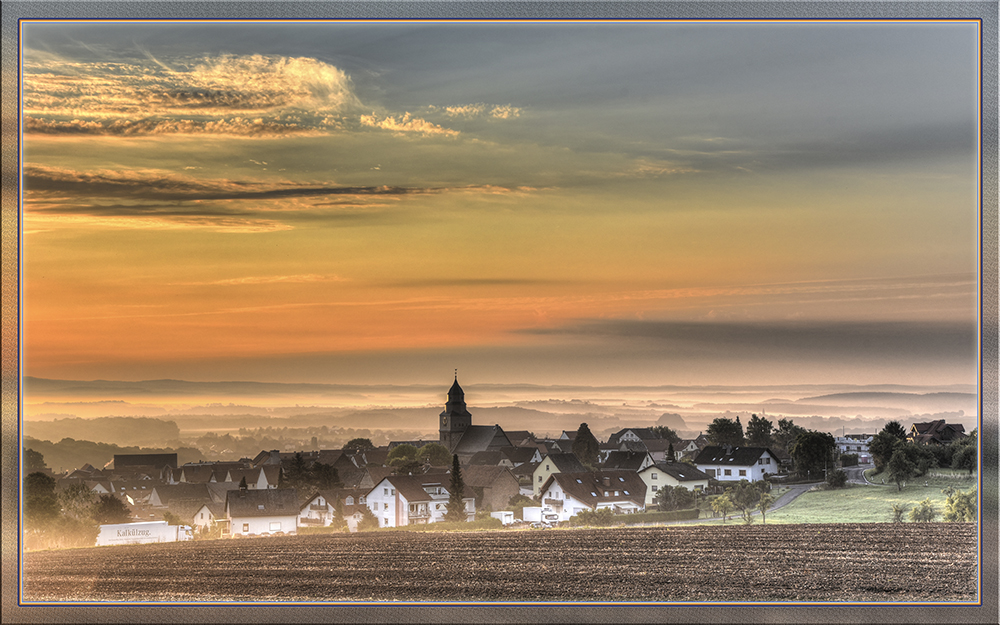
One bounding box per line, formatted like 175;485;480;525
364;474;475;528
532;453;587;498
835;435;873;464
225;488;299;537
538;470;647;523
637;462;711;507
693;446;779;482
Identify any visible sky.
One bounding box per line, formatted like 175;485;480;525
20;21;982;388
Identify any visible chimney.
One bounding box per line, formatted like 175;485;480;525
602;476;611;487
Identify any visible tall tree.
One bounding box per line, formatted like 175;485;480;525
343;438;375;451
882;420;908;441
789;430;836;479
728;480;760;524
745;414;774;448
311;462;342;489
706;417;745;447
571;423;600;468
416;443;452;466
25;449;50;474
868;431;900;473
756;492;775;524
649;426;681;445
24;472;60;527
445;455;468;522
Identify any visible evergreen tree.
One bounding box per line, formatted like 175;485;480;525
445;455;468;522
883;420;908;441
571;423;600;467
238;476;248;490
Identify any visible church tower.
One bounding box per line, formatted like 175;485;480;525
439;375;472;452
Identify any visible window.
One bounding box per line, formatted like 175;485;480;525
383;518;389;526
652;485;658;492
200;512;204;519
257;504;265;510
269;522;281;531
651;473;657;480
619;477;625;482
242;523;249;532
739;470;746;476
384;488;389;495
724;469;731;476
383;503;389;510
538;476;542;482
546;464;550;471
391;489;395;495
346;496;354;505
706;469;715;477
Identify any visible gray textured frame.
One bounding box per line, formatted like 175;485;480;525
2;2;996;624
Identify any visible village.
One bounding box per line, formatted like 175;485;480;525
25;377;976;547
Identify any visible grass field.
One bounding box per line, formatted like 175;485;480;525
764;471;977;524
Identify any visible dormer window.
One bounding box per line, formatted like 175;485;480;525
257;504;265;510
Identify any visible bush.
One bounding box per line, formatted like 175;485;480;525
909;498;937;523
840;453;858;467
826;469;848;489
569;508;619;527
943;487;977;522
891;503;909;523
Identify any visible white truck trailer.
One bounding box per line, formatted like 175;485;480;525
96;521;193;546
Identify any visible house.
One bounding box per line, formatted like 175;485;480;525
538;471;647;523
460;465;520;512
909;420;966;445
225;488;299;537
532;452;586;498
835;435;873;463
504;431;535;447
225;465;281;490
693;446;779;482
468;450;514;469
364;474;475;528
606;428;661;446
674;439;703;461
298;490;339;528
637;462;711;507
499;446;542;467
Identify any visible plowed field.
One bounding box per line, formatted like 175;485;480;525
22;523;978;602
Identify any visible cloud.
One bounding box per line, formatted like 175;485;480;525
442;103;522;120
24;116;325;138
360;112;459;137
181;274;347;286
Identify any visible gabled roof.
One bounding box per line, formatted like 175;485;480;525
461;465;517;489
543;470;647;508
499;446;539;466
370;474;475;503
693;446;775;467
910;420;966;444
641;462;712;482
226;488;299;518
607;428;661;445
468;450;506;466
602;451;651;471
511;461;539;478
504;431;534;446
150;483;213;506
453;425;512;456
541;452;586;473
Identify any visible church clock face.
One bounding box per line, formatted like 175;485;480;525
442;416;447;426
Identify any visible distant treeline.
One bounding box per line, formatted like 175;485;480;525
24;437;202;474
25;417;181;448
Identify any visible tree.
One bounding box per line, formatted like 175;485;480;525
772;418;806;454
91;494;131;524
416;443;452;466
943;487;977;522
706;417;744;447
882;420;908;441
24;472;60;527
728;480;760;524
886;447;916;491
507;493;536;520
655;485;695;512
745;414;774;448
344;438;374;451
58;483;96;523
357;504;380;531
757;492;775;524
649;426;681;445
571;423;600;468
569;508;617;527
284;452;310;489
238;476;248;490
909;498;937;522
789;430;836;479
891;503;909;523
711;494;733;523
25;449;50;474
387;444;418;466
162;511;183;526
444;455;468;522
311;462;342;489
951;442;977;475
868;431;900;473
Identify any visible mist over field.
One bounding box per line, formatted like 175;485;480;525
24;376;978;447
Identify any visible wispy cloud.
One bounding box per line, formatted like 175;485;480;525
180;274;348;286
360;112;459;137
441;103;522;120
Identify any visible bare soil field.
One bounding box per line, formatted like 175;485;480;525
22;523;978;602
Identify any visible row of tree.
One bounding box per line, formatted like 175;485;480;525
24;470;131;550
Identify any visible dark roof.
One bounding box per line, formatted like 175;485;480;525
461;465;517;489
226;488;299;518
607;428;661;445
373;474;475;502
542;452;586;473
453;425;512;456
511;461;539;477
693;446;775;467
544;470;647;508
602;451;650;471
499;446;538;465
150;483;213;506
643;462;712;482
469;450;506;466
910;420;966;444
504;431;534;445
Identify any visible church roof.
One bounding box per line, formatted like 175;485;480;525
453;425;512;456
